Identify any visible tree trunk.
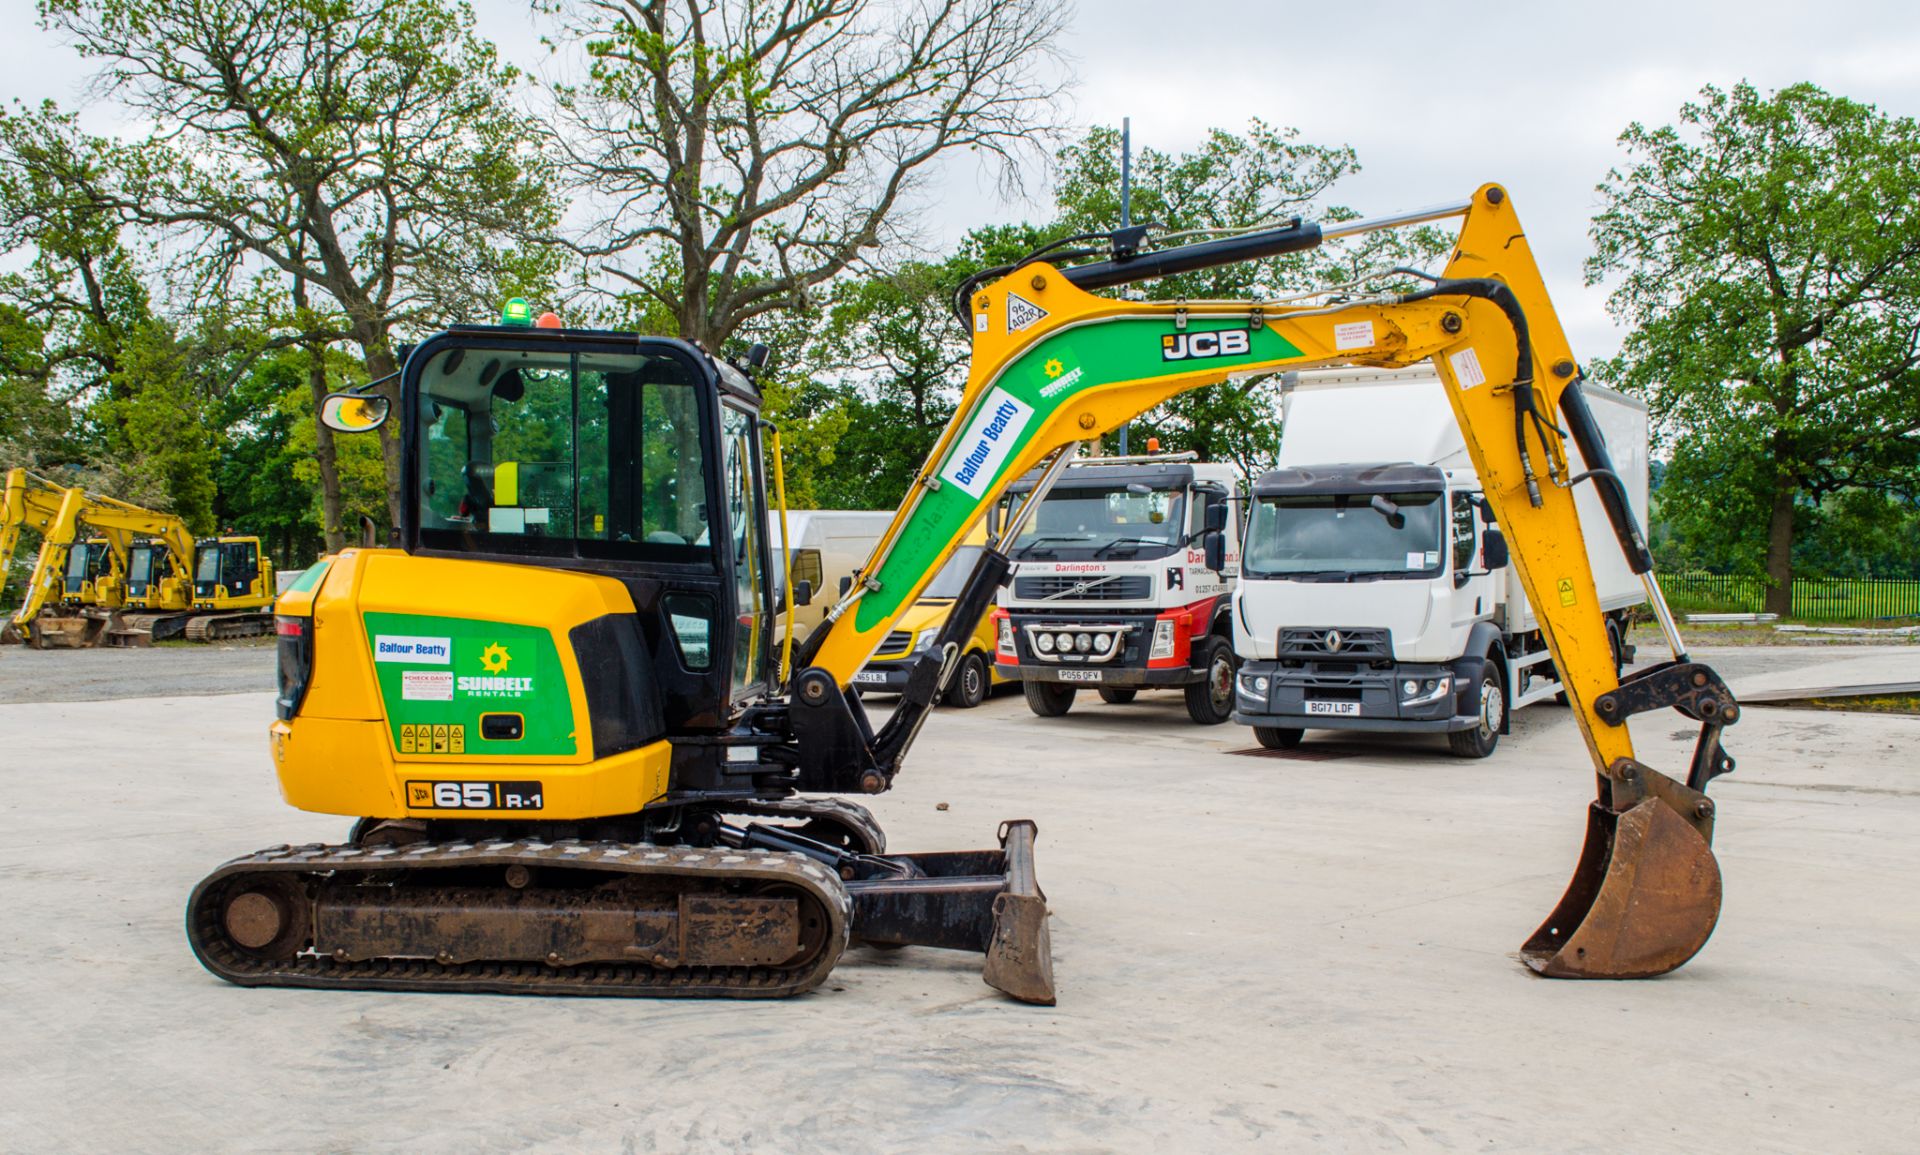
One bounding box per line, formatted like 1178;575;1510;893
307;342;347;553
1762;483;1795;618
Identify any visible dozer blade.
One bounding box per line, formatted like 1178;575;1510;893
846;818;1056;1005
1521;765;1722;979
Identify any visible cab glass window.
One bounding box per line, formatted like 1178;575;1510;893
1452;493;1477;572
721;405;769;694
415;346;711;565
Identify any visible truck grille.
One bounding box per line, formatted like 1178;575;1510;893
1013;574;1152;601
880;631;912;655
1278;627;1391;658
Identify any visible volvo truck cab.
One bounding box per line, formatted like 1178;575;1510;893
992;452;1244;723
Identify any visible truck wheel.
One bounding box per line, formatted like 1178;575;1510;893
1254;726;1303;750
1184;637;1237;725
1097;687;1137;704
1449;665;1505;758
1024;680;1076;717
942;651;990;709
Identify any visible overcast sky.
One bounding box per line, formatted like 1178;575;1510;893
6;0;1917;358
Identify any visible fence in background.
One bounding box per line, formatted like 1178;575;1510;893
1662;572;1920;621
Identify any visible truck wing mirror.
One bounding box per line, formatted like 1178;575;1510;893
1204;502;1228;533
838;575;854;598
791;578;813;608
1203;530;1226;574
1481;528;1509;571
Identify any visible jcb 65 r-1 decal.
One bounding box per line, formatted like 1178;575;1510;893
406;780;545;810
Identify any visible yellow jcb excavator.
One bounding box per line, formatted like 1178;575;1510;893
187;184;1736;1003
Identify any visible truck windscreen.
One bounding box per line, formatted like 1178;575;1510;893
1244;492;1444;579
1009;486;1185;559
919;545;984;599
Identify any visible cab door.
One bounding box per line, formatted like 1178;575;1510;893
719;403;774;703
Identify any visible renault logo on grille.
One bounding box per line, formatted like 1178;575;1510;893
1324;630;1343;652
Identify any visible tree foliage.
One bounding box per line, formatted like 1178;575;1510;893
544;0;1070;349
1590;82;1920;605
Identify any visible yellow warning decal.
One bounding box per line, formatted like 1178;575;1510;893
1557;578;1577;607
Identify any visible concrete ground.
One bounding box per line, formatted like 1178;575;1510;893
0;646;1915;1152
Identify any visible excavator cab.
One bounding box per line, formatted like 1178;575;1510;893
191;537;273;610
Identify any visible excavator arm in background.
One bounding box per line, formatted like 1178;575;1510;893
789;183;1732;980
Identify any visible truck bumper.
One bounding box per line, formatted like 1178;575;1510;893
851;660;914;694
1232;658;1479;732
997;661;1196;688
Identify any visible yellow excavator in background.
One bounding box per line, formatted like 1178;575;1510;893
188;184;1737;1004
1;467;276;646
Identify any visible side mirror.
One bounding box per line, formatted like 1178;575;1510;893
320;392;389;433
791;578;813;608
838;575;853;598
1204;501;1228;533
1203;530;1225;574
1481;528;1510;571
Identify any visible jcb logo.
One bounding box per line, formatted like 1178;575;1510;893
1161;330;1250;362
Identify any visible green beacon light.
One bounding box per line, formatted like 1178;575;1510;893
500;297;533;327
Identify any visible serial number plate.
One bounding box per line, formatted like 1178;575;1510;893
1305;701;1360;716
853;671;889;685
406;780;545;810
1057;669;1105;683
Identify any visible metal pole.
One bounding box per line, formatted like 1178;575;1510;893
1117;117;1132;457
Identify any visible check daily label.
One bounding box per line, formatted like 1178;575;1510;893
373;635;453;664
940;387;1033;499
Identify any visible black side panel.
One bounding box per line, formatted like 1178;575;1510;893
569;615;666;758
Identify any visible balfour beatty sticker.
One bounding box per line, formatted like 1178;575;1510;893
374;635;452;663
401;670;454;701
940;387;1033;499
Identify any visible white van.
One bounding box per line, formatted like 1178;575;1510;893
771;509;895;643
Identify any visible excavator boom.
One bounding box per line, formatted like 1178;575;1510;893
791;183;1731;979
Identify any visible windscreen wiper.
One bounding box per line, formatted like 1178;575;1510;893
1013;535;1091;557
1092;536;1169;558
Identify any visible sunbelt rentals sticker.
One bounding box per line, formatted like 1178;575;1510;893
940;387;1033;498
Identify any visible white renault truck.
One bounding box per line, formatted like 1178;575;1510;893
1230;368;1649;757
991;452;1245;723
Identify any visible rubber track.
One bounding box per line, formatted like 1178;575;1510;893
187;838;853;998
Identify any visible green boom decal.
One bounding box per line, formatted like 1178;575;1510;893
851;317;1303;632
363;611;575;757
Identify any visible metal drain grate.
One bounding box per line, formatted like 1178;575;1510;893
1225;746;1359;762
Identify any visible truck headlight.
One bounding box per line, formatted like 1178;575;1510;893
1403;679;1419;696
1035;631;1055;653
997;618;1014;652
1074;632;1092;653
1150;619;1176;659
1093;632;1114;654
915;628;939;652
1056;632;1076;652
1401;675;1452;705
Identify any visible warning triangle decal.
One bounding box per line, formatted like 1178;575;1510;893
1005;293;1049;333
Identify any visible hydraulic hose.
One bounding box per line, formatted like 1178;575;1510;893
1395;277;1558;507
